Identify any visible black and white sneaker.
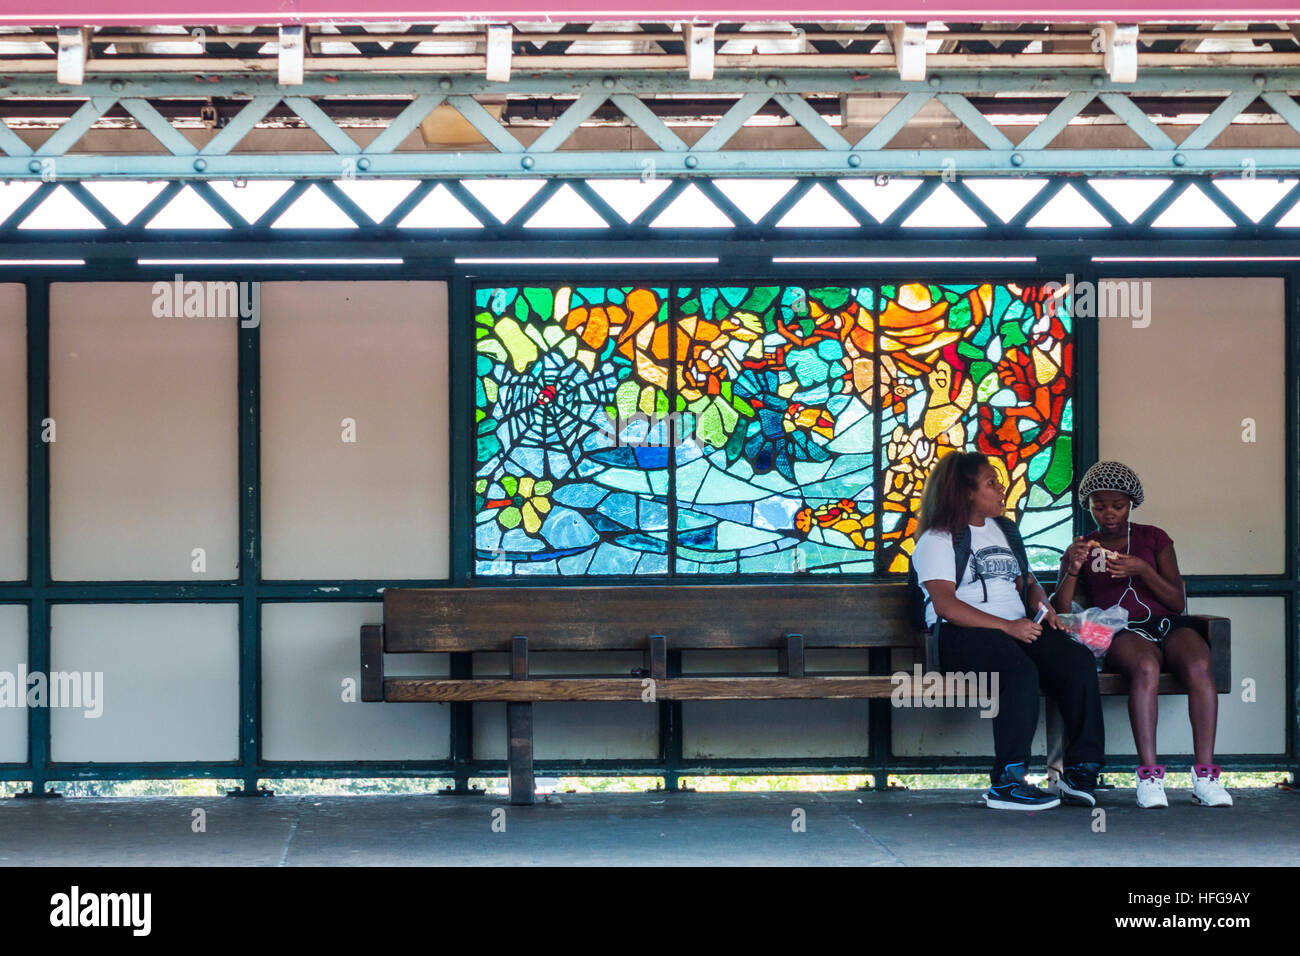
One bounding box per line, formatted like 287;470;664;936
984;762;1061;811
1053;761;1101;807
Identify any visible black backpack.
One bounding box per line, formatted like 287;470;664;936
906;516;1033;632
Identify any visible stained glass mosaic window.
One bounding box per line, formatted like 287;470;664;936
474;281;1072;577
475;285;672;576
875;282;1074;574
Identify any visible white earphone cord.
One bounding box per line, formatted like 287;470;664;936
1112;522;1175;639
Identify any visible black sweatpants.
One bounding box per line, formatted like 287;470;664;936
937;623;1105;784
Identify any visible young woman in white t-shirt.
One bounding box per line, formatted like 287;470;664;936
912;450;1105;811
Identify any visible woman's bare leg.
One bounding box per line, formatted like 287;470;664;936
1107;630;1163;766
1163;627;1218;766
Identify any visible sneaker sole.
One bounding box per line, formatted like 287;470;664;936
984;794;1061;810
1054;784;1096;807
1192;796;1233;807
1137;798;1168;809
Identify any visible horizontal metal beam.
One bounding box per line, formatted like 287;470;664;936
9;148;1300;179
2;754;1292;781
3;68;1300;100
5;70;1300;180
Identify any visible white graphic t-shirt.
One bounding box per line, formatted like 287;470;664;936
912;520;1026;627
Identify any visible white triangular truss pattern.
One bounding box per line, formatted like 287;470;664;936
397;184;483;228
524;184;609;229
19;187;104;230
1026;185;1110;228
713;179;796;223
0;176;1290;234
1212;178;1299;223
334;179;421;224
0;182;39;225
1274;201;1300;227
146;186;232;230
463;179;546;225
586;179;671;224
1151;185;1236;228
208;180;293;225
837;178;921;224
650;184;733;228
775;184;859;228
83;181;168;225
963;179;1048;224
1089;179;1172;224
272;185;358;229
902;184;985;228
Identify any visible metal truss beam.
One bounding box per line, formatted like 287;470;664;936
7;70;1300;180
7;172;1300;240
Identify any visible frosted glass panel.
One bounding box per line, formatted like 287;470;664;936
682;700;871;759
260;281;449;580
0;605;28;762
50;603;239;762
892;700;1047;758
0;286;24;580
261;602;450;760
1098;277;1284;574
680;651;870;758
50;282;239;580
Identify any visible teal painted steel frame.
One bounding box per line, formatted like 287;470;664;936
7;70;1300;180
0;238;1294;792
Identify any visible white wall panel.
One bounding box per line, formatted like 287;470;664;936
50;603;239;762
260;281;449;580
472;651;657;760
0;286;24;581
679;650;871;758
50;282;239;580
1099;596;1286;759
261;602;450;760
0;605;28;762
1098;277;1285;574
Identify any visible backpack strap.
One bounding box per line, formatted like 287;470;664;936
918;526;974;629
995;515;1035;608
952;526;974;597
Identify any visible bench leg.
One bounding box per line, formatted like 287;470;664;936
1045;699;1064;785
507;702;534;806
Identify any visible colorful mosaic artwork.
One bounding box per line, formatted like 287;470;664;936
474;282;1073;576
874;283;1074;574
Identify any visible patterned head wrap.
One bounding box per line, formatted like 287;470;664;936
1078;460;1144;509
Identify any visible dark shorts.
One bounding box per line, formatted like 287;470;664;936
1115;614;1204;647
1123;616;1201;647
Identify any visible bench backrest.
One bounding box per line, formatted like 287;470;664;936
383;583;914;653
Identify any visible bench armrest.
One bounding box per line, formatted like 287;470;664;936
360;624;385;702
1183;615;1231;694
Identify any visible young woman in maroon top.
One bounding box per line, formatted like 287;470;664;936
1051;461;1232;808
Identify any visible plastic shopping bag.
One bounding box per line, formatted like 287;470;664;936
1056;604;1129;658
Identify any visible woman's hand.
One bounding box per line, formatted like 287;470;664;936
1107;552;1153;580
1002;617;1043;643
1040;605;1064;631
1065;536;1100;574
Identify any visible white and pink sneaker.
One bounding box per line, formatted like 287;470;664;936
1136;765;1167;809
1192;764;1233;807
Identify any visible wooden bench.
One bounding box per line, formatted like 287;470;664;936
359;583;1231;804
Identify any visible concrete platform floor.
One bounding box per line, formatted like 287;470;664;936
0;788;1296;866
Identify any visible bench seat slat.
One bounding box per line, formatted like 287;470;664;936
385;676;899;702
382;672;1199;702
